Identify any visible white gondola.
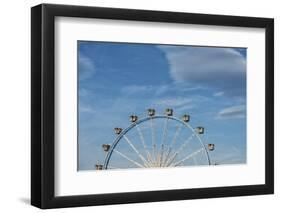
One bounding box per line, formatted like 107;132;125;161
102;144;110;152
196;127;204;134
165;108;173;116
182;114;190;122
114;127;123;135
130;115;138;123
147;108;155;116
208;143;215;151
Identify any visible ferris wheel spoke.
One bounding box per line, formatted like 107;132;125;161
174;162;184;167
165;133;195;166
171;148;204;167
123;135;150;166
165;152;178;167
162;124;183;166
162;147;172;167
150;118;157;164
159;145;164;167
193;156;198;165
161;118;169;147
135;124;153;164
159;118;169;166
170;124;183;148
155;147;161;167
113;149;144;168
174;133;195;155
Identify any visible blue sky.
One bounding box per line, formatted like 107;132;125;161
78;41;247;170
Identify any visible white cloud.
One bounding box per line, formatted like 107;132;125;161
216;105;246;119
121;85;153;96
79;88;90;97
79;104;95;114
158;45;246;97
121;84;204;98
79;53;95;81
154;85;170;96
213;91;224;97
155;97;192;107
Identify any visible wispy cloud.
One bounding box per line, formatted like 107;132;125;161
216;105;246;119
154;97;192;107
121;83;205;98
121;85;153;96
213;91;224;97
158;45;246;97
153;97;195;113
79;53;95;81
79;88;90;97
79;102;96;114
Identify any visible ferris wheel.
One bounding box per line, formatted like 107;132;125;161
95;108;215;170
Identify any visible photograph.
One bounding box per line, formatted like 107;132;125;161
78;41;247;171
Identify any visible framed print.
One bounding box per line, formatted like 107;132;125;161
31;4;274;209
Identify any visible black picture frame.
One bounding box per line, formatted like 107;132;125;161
31;3;274;209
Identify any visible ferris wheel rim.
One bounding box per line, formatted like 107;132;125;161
103;115;211;169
